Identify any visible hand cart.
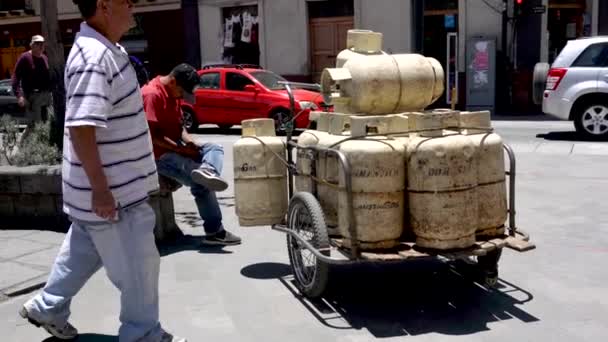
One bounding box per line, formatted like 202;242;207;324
270;81;536;299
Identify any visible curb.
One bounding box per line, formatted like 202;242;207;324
0;274;47;301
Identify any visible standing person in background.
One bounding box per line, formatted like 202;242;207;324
11;34;52;144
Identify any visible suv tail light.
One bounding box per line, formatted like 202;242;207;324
546;68;567;91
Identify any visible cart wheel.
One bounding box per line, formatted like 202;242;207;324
477;249;502;288
286;192;330;298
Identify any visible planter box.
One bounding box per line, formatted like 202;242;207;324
0;165;181;242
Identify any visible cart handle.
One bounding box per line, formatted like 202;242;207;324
503;143;517;236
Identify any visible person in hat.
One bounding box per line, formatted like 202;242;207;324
142;63;242;246
18;1;186;341
11;34;51;143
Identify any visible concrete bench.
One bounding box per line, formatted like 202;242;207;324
149;176;183;242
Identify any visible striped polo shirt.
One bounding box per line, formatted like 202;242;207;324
62;22;159;222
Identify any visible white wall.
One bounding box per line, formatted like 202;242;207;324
198;3;223;64
198;0;308;75
354;0;413;54
262;0;308;75
465;0;503;48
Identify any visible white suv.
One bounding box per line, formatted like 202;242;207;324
533;37;608;139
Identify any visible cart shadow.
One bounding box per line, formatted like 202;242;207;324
278;259;539;338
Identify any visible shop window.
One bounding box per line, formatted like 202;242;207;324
200;72;220;89
572;44;608;67
221;5;260;65
548;0;589;62
226;72;254;91
0;0;26;11
308;0;353;18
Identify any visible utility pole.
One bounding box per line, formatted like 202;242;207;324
39;0;65;151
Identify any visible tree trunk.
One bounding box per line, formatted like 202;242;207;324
40;0;66;152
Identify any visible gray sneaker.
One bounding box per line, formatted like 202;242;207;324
19;305;78;340
191;168;228;192
160;330;188;342
201;229;242;246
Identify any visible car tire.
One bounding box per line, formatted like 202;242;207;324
532;62;549;105
182;107;198;133
573;102;608;140
270;110;292;135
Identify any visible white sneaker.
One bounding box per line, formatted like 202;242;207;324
191;168;228;192
160;330;188;342
19;304;78;340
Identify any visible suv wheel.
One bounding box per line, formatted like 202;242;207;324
532;63;549;105
182;107;198;133
574;103;608;140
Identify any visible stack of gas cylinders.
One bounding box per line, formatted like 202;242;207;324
234;29;507;251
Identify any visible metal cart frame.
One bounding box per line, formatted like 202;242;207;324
270;81;535;298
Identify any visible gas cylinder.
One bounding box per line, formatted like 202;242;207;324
295;112;330;193
460;111;507;237
407;112;479;250
336;29;384;68
315;113;354;229
233;119;287;226
321;54;445;114
334;115;408;249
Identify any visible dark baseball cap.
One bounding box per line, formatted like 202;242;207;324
171;63;200;94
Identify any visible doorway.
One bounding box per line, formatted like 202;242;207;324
308;0;354;82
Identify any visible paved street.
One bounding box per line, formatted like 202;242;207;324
1;118;607;341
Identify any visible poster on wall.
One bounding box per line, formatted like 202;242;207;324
466;36;496;112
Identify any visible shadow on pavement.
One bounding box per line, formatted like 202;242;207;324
491;113;559;121
537;131;608;142
157;234;233;257
240;262;292;280
273;259;538;338
42;334;117;341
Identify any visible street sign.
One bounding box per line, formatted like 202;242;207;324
532;5;546;14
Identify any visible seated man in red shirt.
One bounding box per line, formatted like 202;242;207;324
142;63;241;246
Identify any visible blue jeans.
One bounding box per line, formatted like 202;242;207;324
26;203;163;342
156;142;224;234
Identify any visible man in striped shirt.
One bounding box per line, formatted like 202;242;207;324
18;1;185;341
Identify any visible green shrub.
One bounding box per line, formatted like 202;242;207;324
0;114;60;166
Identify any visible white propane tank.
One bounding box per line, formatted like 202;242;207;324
233;119;287;226
335;115;409;249
460;111;507;237
407;112;479;250
315;113;354;229
295;112;330;193
334;30;385;113
336;30;384;68
321;54;445;114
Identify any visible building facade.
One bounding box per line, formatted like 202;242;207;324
197;0;604;113
0;0;201;79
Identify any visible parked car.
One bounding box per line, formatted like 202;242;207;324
181;64;331;133
0;79;24;119
533;36;608;139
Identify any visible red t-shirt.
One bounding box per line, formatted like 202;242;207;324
142;76;183;159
